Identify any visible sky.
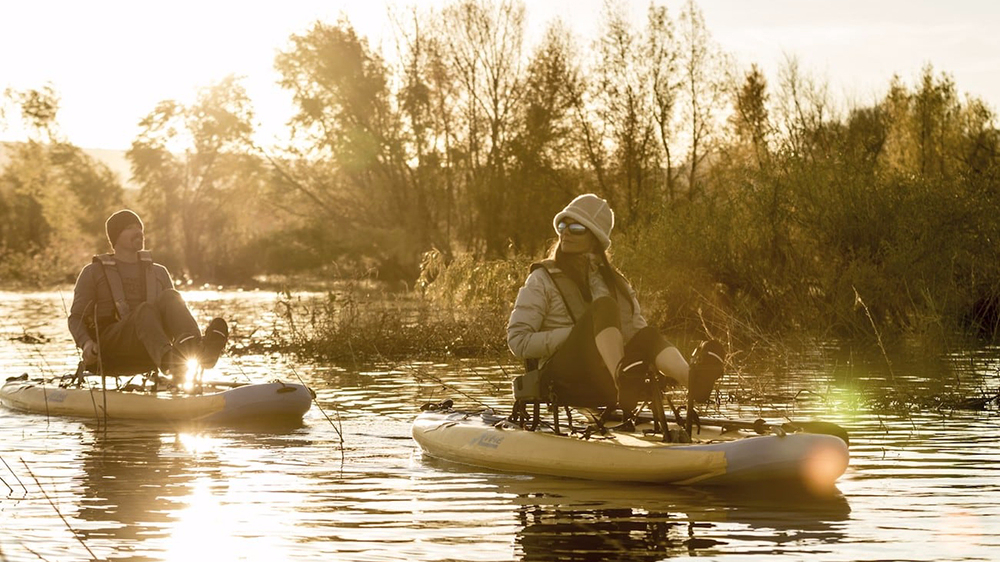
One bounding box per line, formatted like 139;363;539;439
1;0;998;150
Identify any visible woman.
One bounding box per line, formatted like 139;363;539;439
507;193;716;410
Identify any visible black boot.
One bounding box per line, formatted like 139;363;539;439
200;318;229;369
689;340;725;402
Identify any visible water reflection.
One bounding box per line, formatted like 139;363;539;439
516;506;697;562
414;456;851;561
76;426;197;544
66;423;318;561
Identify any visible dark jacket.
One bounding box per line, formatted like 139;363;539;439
67;255;174;349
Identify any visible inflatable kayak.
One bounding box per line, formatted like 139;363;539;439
1;377;313;425
412;407;849;488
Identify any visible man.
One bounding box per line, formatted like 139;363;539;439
68;209;228;385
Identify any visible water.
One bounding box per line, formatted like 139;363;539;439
1;290;999;561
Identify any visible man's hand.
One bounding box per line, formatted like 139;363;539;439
82;340;100;364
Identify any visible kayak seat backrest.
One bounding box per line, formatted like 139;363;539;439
75;355;161;390
508;365;615;435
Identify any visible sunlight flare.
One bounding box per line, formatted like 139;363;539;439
801;441;850;496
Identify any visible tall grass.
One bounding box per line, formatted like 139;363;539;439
271;251;531;366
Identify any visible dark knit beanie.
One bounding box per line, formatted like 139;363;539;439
105;210;143;247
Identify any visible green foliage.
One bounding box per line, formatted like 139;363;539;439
5;85;60;138
271;248;532;363
417;247;531;316
618;65;1000;344
506;23;583;255
274;278;513;363
0;139;124;285
1;87;124;285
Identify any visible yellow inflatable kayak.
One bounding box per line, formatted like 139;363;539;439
1;377;312;425
412;407;849;489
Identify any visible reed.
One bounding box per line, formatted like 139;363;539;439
270;277;512;365
20;459;96;560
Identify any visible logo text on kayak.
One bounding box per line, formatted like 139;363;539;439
470;432;504;449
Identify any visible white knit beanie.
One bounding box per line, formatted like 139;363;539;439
552;194;615;250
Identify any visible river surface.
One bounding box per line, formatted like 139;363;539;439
1;290;999;561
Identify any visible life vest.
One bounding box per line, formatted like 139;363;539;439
91;250;156;320
531;259;588;323
530;259;634;323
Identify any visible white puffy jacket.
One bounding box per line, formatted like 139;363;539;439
506;259;647;365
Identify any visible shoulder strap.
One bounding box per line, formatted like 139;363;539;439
531;259;587;323
138;250;156;303
92;254;129;319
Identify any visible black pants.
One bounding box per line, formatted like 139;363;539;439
92;289;201;374
542;297;670;408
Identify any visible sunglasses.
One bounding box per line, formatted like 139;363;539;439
557;221;589;235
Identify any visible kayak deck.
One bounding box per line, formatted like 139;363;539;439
412;408;849;489
1;377;313;425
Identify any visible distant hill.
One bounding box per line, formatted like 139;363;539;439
0;142;136;190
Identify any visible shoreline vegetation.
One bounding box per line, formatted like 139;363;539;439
255;260;1000;413
2;1;999;408
2;270;998;413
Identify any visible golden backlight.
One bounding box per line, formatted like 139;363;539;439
161;432;288;561
801;441;850;497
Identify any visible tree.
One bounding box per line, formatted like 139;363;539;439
0;86;123;284
391;6;463;258
646;3;682;201
437;0;527;257
582;2;649;224
4;84;61;142
275;18;437;279
731;64;772;168
882;65;965;180
507;21;583;254
675;0;730;199
128;76;266;281
773;55;832;161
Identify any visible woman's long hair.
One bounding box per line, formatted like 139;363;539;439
546;237;634;312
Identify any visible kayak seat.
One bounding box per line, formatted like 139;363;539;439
508;362;620;436
509;360;591;434
509;368;557;432
71;355;164;391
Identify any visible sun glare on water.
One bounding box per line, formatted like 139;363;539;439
161;478;283;562
159;432;294;561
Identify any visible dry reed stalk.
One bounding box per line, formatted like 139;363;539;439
19;459;97;560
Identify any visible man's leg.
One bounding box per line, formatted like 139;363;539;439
154;289;201;359
98;305;171;374
200;317;229;369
